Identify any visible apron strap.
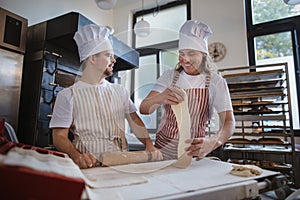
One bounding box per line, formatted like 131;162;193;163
205;73;211;88
171;70;180;87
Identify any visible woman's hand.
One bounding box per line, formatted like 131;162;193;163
159;87;185;105
185;137;222;161
140;87;185;114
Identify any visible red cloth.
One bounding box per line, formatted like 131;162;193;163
0;119;86;200
0;118;8;145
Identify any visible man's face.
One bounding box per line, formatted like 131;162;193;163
95;49;116;77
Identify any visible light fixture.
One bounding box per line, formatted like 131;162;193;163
283;0;300;5
134;0;150;37
95;0;117;10
106;25;114;34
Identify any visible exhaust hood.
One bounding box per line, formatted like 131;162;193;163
45;12;139;71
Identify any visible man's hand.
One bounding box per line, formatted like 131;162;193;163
71;152;98;169
145;145;163;161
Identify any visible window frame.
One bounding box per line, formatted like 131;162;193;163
132;0;191;49
245;0;300;134
131;0;191;133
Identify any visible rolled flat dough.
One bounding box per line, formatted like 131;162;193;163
82;160;176;188
171;89;192;169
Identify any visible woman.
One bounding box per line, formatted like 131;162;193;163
140;20;235;161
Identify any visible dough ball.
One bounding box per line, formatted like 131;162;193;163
230;164;263;177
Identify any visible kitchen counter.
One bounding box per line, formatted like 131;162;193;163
0;142;285;200
81;158;280;200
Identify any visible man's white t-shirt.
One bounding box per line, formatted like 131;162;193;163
49;80;137;128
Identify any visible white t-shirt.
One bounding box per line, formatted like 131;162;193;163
152;69;233;114
49;80;137;128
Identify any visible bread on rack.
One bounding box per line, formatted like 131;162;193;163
259;106;272;112
228;138;250;144
257;137;284;145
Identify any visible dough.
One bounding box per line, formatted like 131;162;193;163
171;89;192;169
82;160;175;188
230;164;263;177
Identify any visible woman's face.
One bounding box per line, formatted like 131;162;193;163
178;49;204;75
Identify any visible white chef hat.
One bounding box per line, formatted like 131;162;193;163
74;24;113;62
178;20;213;54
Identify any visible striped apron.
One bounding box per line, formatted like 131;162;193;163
155;71;210;160
71;85;128;159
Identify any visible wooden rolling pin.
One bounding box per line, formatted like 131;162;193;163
99;151;152;166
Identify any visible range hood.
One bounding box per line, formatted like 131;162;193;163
45;12;139;71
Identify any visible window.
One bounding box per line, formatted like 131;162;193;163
160;49;178;75
251;0;300;24
132;0;191;132
133;54;158;132
246;0;300;129
134;4;187;48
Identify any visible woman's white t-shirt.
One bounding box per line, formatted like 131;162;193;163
152;69;233;115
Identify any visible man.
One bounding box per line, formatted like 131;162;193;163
50;24;162;169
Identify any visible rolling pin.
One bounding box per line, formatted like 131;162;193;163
99;151;152;166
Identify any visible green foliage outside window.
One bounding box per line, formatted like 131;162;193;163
252;0;300;60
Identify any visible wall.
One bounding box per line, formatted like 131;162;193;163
113;0;249;69
191;0;248;68
109;0;249;96
0;0;249;68
0;0;113;27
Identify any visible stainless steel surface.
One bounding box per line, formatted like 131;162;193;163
0;48;23;133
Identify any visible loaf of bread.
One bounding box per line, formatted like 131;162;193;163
228;138;250;144
257;138;284;144
259;106;272;112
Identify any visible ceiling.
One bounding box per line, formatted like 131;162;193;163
114;0;140;8
114;0;177;9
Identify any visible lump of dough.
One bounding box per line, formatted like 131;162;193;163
230;164;263;177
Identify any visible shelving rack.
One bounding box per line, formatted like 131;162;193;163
219;63;299;187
